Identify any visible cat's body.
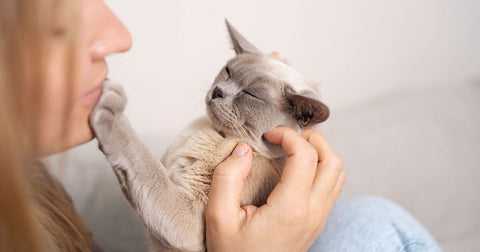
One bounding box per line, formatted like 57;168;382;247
90;21;329;251
161;116;284;208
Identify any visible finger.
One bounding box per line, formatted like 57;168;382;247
322;170;345;220
301;129;343;199
314;171;345;238
303;171;345;251
206;142;253;223
301;129;336;163
263;127;318;203
239;204;259;223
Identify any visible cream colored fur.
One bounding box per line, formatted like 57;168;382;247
162;116;284;208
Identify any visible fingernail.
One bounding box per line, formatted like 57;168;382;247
232;142;248;157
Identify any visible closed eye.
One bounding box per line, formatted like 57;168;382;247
52;27;67;37
243;90;262;101
225;66;231;78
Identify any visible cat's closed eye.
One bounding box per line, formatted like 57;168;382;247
242;89;262;101
225;66;231;78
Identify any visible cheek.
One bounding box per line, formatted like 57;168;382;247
41;45;87;118
36;104;93;156
34;45;92;155
238;99;279;129
36;49;70;147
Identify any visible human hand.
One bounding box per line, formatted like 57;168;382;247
205;127;345;251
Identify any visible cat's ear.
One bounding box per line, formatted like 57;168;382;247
225;19;262;55
286;91;330;128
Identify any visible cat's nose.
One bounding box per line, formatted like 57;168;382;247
212;86;224;99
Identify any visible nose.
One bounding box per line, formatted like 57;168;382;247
88;1;133;61
212;86;224;99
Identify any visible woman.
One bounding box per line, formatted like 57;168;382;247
0;0;441;251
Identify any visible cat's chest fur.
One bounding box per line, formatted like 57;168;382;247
161;116;285;206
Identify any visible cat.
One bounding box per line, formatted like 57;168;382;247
90;20;329;252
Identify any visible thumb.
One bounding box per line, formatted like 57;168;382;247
207;142;253;220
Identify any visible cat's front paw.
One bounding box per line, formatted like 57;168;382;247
90;80;127;138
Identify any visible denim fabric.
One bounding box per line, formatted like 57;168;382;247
309;196;442;252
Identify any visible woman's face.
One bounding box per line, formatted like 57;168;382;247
34;0;132;156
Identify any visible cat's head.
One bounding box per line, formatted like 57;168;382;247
206;20;329;158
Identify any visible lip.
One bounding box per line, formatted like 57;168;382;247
80;76;108;106
80;83;103;105
80;65;109;105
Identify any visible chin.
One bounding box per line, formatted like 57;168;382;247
71;122;95;146
34;133;93;158
55;120;95;155
66;106;96;147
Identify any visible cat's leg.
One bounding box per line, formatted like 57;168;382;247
90;81;206;251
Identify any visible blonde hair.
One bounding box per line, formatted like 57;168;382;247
0;0;92;251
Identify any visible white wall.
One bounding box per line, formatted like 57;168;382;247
103;0;480;143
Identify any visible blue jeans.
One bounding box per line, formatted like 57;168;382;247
309;196;442;252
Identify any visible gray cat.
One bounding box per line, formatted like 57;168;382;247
90;21;329;252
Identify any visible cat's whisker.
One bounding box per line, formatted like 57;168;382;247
242;126;255;147
233;125;249;146
222;107;235;124
232;106;255;146
241;106;259;140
